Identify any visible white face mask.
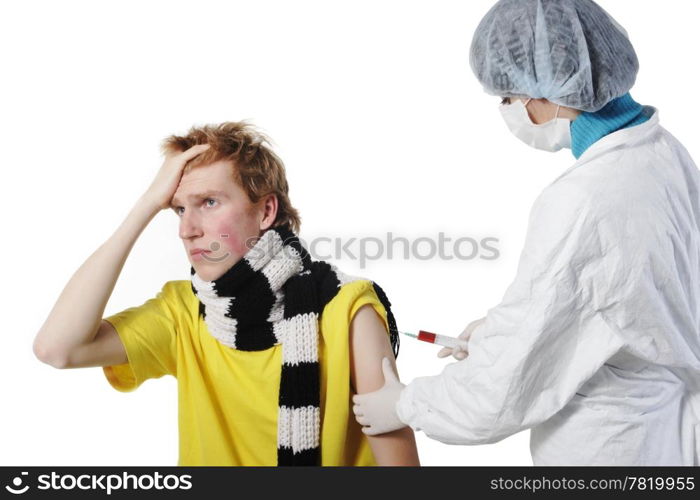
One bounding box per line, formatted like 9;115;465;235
499;98;572;152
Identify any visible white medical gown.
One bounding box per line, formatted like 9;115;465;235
397;108;700;465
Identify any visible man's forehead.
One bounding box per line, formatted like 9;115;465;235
170;160;237;207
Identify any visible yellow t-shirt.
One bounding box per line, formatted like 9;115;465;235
103;279;389;466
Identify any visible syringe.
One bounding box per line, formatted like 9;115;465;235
400;330;464;349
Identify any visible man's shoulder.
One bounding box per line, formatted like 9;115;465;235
330;279;376;306
321;278;385;321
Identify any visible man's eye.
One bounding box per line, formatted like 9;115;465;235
500;97;510;105
205;198;217;207
174;207;184;216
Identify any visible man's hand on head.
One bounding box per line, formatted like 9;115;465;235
143;144;211;211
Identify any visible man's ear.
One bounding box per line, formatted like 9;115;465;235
259;194;279;231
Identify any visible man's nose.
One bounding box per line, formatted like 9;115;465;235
179;211;203;240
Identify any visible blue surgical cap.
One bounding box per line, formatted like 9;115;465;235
470;0;639;112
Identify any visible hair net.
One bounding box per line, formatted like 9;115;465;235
470;0;639;112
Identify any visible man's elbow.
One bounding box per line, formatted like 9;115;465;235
33;339;69;369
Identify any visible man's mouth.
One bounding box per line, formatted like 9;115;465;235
190;248;211;256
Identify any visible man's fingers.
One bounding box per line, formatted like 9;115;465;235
352;394;365;405
352;404;363;417
381;357;400;385
454;350;468;361
179;143;211;162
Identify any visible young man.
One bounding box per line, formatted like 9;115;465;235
33;122;419;466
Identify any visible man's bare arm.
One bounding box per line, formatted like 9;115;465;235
349;304;420;466
33;144;210;369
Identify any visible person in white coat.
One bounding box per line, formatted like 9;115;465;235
352;0;700;465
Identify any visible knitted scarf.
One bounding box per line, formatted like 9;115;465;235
189;225;399;465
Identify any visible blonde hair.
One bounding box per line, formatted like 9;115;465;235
162;121;301;233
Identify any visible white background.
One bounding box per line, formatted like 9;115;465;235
1;0;698;466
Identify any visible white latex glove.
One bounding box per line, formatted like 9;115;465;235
437;316;486;360
352;357;407;436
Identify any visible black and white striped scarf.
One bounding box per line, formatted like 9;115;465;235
190;225;398;465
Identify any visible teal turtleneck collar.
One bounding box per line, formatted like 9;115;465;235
570;93;649;159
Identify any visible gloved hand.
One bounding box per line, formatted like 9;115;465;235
352;357;407;436
437;317;486;360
